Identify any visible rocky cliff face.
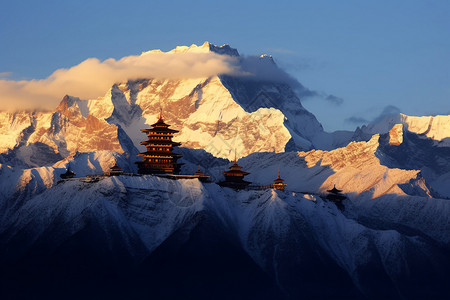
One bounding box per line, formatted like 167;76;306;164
0;42;327;166
0;95;136;168
362;113;450;146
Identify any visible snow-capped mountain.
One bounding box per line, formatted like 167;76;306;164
360;113;450;145
0;95;137;168
1;42;450;299
0;42;330;167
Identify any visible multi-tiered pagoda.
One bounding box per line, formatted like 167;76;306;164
218;156;251;189
136;113;183;174
272;168;287;191
326;185;346;202
107;162;123;176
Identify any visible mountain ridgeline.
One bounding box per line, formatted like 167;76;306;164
1;43;450;299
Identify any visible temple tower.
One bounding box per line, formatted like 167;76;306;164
272;168;287;191
218;155;251;189
326;185;346;202
107;162;123;176
136;113;183;174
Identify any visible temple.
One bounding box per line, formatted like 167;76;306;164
60;165;76;179
107;162;123;176
193;165;210;182
272;168;287;191
136;113;183;174
218;156;251;189
326;185;346;202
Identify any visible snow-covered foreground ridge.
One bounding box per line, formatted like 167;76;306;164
0;175;448;298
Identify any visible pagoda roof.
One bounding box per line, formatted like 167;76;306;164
150;116;171;127
273;168;285;184
223;159;250;176
110;164;122;171
141;127;179;133
194;166;209;177
223;169;250;176
135;161;184;165
223;162;250;176
137;151;183;157
62;170;75;176
274;178;285;184
327;185;343;194
140;140;181;146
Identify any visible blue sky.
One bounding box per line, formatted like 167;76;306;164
1;0;449;131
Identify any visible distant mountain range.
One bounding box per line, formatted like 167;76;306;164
0;43;449;299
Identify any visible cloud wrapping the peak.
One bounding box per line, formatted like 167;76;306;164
372;105;401;123
345;105;401;126
0;45;344;111
0;51;240;110
236;55;344;105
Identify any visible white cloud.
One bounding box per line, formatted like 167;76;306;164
0;51;240;111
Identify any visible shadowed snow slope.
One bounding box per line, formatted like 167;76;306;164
0;176;449;299
238;134;433;199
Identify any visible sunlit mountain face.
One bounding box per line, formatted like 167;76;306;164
0;43;449;299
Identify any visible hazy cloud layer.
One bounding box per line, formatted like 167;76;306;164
345;116;369;125
0;51;240;110
238;55;344;105
345;105;401;126
372;105;401;123
0;49;343;111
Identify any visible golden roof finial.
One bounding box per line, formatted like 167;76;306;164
159;107;163;121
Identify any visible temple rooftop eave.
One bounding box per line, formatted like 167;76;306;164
141;128;179;133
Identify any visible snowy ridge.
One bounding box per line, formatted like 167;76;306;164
1;42;450;298
363;113;450;146
235;134;432;200
0;95;138;168
0;176;448;298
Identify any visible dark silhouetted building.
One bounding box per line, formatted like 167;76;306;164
218;157;251;189
136;113;183;174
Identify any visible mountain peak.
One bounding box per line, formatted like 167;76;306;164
56;95;89;119
60;95;79;107
205;42;240;56
141;42;239;57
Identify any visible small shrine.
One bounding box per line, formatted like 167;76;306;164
193;165;210;182
107;162;123;176
272;168;287;191
217;155;251;189
326;185;346;202
136;112;183;174
60;164;75;179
